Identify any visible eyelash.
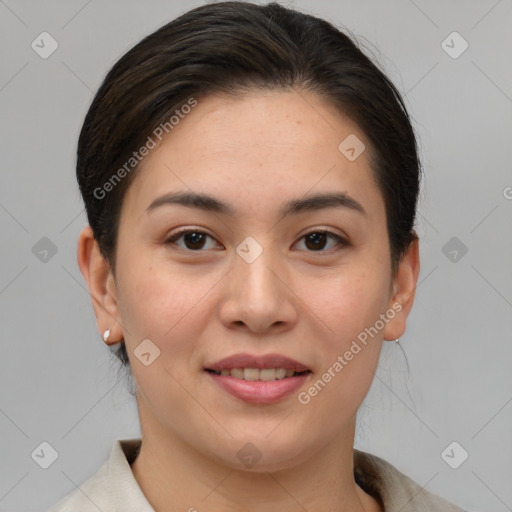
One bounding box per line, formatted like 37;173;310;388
164;228;349;253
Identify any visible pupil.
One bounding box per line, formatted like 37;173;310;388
185;232;205;249
306;232;326;251
182;232;327;251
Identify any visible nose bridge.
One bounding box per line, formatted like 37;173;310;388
234;238;282;305
220;236;297;332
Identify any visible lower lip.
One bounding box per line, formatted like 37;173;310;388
206;371;310;404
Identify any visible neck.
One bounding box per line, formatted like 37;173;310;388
130;414;381;512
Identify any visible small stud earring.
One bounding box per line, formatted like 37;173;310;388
102;329;111;343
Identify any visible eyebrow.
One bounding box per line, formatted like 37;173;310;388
145;190;366;218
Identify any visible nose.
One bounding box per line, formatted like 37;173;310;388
218;246;299;335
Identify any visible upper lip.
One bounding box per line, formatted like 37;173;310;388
205;353;310;372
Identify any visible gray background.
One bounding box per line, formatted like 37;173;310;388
1;0;511;511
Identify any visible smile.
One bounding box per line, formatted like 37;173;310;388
204;353;312;403
206;367;310;381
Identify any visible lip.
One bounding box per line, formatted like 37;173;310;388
205;352;310;372
204;352;311;404
206;372;310;404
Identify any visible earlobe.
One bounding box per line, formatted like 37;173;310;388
383;236;420;341
77;225;124;344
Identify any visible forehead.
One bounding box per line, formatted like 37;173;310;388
121;89;384;222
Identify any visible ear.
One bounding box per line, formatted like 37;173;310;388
77;225;124;345
383;235;420;341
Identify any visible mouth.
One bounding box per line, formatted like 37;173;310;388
205;367;310;381
204;353;312;404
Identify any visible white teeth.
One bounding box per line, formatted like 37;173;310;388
231;368;244;379
259;368;276;381
243;368;260;381
275;368;287;379
213;367;305;381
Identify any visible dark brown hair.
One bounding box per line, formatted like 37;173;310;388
76;1;421;370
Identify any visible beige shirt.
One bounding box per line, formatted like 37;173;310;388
47;438;466;511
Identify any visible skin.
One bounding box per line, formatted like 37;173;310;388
78;89;420;512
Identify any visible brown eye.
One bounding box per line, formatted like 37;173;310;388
165;230;221;251
296;231;347;252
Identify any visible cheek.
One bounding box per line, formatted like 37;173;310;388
117;261;215;410
116;258;216;359
312;265;390;344
298;278;386;431
300;265;389;404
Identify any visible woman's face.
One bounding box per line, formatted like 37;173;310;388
91;89;416;470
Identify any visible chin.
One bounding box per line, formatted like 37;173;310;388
202;431;319;473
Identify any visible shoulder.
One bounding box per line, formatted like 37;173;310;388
46;438;147;512
353;449;468;511
46;459;113;512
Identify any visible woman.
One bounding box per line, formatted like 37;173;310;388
48;2;466;510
